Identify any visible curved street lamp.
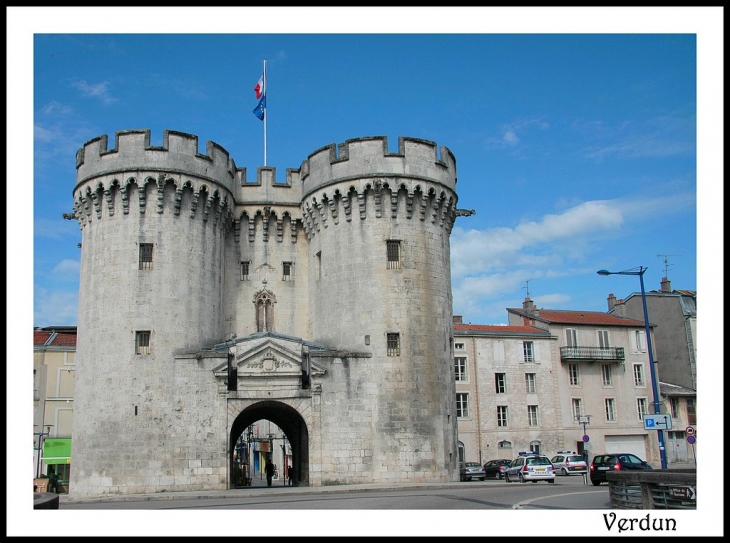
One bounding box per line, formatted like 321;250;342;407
597;266;668;469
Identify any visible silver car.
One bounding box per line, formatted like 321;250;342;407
550;453;588;476
460;461;486;481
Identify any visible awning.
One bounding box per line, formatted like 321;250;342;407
43;438;71;464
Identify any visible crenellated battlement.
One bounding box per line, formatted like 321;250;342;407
300;136;457;200
76;129;239;193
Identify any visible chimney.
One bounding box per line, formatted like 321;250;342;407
453;315;463;325
607;293;617;311
660;277;671;293
522;297;539;317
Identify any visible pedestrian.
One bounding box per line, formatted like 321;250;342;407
265;460;275;487
48;466;59;494
287;465;294;486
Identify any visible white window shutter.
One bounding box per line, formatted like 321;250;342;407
493;341;505;364
638;330;646;352
534;342;541;363
629;330;638;353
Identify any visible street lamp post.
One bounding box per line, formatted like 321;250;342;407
597;266;668;469
34;424;53;479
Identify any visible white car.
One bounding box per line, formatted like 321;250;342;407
505;453;556;483
550;453;588;476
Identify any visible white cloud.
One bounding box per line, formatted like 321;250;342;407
53;259;81;280
72;80;117;104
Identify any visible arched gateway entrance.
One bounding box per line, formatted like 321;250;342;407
229;401;309;487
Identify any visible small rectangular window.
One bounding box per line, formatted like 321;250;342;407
454;357;467;382
571;398;583;421
316;251;321;280
386;240;400;269
495;373;506;394
454;342;464;350
135;331;151;355
240;261;250;281
605;398;617;422
456;393;469;418
601;364;613;386
387;333;400;357
565;328;578;347
633;364;645;387
598;330;610;349
497;406;508;427
528;405;539;426
569;363;580;386
636;398;648;421
523;341;534;363
670;397;680;418
282;261;293;281
525;373;536;394
686;398;696;425
139;243;153;270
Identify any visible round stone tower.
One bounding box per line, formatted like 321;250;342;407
300;136;459;482
70;130;235;496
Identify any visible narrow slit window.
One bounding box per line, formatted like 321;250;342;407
240;261;250;281
135;331;151;355
387;333;400;357
139;243;153;270
386;240;400;269
282;261;293;281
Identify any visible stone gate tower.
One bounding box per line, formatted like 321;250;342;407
69;130;463;498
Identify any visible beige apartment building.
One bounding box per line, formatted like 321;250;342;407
455;296;667;468
33;327;76;492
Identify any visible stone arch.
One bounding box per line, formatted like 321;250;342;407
229;400;310;487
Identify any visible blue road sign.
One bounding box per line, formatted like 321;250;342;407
643;414;673;431
582;435;589;442
687;435;696;444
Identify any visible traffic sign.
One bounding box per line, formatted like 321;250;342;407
643;414;673;431
685;426;695;436
582;435;589;443
687;435;696;444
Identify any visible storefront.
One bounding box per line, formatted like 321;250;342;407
42;438;72;492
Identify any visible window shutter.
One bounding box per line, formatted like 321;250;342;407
637;330;646;352
493;341;505;364
629;330;638;352
533;342;541;363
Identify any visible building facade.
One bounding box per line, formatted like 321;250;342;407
454;295;669;468
606;276;697;462
68;129;465;499
33;327;76;491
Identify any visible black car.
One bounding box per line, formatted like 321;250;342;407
589;453;653;486
483;459;512;479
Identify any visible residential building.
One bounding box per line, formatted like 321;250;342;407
605;276;697;463
453;316;558;464
33;326;76;492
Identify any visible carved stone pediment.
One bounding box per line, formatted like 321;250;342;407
236;340;302;376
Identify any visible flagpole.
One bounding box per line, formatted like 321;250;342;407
263;60;267;166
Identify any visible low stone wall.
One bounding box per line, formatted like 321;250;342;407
33;492;59;509
606;469;696;509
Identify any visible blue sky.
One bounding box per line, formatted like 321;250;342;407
23;13;713;330
10;6;724;537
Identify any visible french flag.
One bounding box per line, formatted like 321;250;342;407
254;74;264;99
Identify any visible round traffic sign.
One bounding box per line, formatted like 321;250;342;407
686;426;695;436
687;435;696;444
582;434;589;443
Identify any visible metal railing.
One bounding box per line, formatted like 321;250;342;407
560;346;625;363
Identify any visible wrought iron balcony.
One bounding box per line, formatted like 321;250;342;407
560;346;625;363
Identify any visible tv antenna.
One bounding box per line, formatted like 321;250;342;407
657;254;681;277
522;279;532;298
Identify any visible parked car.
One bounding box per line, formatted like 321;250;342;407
550;453;588;476
589;453;653;486
505;453;555;483
460;461;486;481
483;459;512;479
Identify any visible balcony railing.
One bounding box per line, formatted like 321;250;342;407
560;346;625;363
